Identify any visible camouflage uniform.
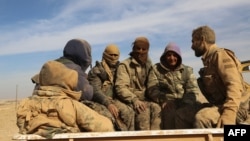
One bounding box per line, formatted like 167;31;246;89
87;60;135;131
147;43;202;129
115;57;161;130
195;45;249;127
191;26;249;128
17;61;114;139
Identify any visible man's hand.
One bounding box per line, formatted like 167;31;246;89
133;100;147;114
217;110;237;128
108;104;119;118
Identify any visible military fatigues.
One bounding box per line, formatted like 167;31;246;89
87;61;135;131
195;45;249;128
17;61;114;139
147;44;202;129
115;57;161;130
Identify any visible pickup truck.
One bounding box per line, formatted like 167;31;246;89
12;60;250;141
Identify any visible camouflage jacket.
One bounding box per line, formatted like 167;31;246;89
147;63;200;106
16;61;114;138
88;61;118;107
17;86;114;138
198;45;249;118
115;57;153;104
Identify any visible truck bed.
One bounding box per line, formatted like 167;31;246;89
14;59;250;141
12;128;224;141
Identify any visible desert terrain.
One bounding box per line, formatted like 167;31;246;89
0;100;19;141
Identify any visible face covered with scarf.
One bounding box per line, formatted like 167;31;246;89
130;36;150;65
102;44;120;67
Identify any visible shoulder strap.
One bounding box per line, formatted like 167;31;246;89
119;59;133;87
223;48;242;71
119;59;131;77
221;48;249;91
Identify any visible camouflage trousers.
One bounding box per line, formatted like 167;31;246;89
134;101;161;130
194;104;249;128
82;100;135;131
17;97;115;138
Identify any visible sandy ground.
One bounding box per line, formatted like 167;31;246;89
0;100;19;141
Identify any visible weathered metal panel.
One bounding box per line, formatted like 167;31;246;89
12;128;224;141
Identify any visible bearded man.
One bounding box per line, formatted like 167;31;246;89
191;25;249;128
115;36;161;130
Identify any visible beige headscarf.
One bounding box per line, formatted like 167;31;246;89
102;44;120;83
39;60;81;100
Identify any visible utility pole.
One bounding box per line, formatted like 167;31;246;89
16;84;18;110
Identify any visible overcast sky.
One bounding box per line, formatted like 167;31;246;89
0;0;250;99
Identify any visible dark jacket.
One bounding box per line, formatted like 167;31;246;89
56;39;93;101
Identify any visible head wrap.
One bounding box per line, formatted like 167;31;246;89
31;74;39;84
39;60;81;100
39;61;78;90
130;36;150;65
101;44;120;84
102;44;120;66
132;36;149;51
63;39;92;72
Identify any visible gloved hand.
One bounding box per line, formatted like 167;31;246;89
108;104;119;118
217;109;236;128
133;99;147;114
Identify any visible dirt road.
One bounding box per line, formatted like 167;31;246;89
0;100;19;141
